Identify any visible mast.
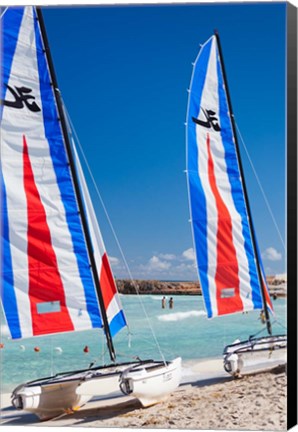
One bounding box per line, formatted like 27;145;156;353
36;7;117;361
214;31;272;336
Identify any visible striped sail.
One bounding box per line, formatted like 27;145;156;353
1;6;126;339
72;142;127;337
186;35;273;318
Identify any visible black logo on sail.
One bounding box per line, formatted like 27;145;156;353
1;84;41;112
192;108;221;132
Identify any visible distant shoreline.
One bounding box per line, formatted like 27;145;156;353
116;279;287;298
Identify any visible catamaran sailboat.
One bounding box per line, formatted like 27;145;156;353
185;32;287;377
0;6;181;420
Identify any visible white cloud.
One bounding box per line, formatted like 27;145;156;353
182;248;196;261
109;256;120;265
124;248;198;279
148;256;171;271
176;262;197;272
262;247;282;262
158;253;176;261
109;256;127;276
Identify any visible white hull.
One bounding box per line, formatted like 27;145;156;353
11;358;182;420
120;357;182;407
223;335;287;377
11;361;142;420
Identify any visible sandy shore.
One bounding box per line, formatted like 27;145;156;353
0;360;287;430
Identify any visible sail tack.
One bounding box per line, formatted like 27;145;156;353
186;35;273;318
1;7;126;340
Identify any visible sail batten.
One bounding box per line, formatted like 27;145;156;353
186;34;273;319
1;6;126;343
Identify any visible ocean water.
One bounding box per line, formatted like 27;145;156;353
0;295;286;393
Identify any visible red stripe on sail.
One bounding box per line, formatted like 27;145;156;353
261;273;273;312
23;135;74;335
100;253;117;311
206;133;243;315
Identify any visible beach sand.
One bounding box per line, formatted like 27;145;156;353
0;361;287;431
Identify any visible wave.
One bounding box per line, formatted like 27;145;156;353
150;296;168;300
158;310;206;322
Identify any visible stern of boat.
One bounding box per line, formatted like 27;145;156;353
223;335;287;377
119;357;182;407
11;379;90;421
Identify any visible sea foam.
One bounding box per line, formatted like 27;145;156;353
158;310;206;322
0;324;10;337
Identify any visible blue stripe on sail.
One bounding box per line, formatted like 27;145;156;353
1;8;25;339
215;43;262;310
109;310;127;338
251;222;272;311
187;38;213;318
70;141;95;259
33;9;102;328
1;172;22;339
1;8;24;121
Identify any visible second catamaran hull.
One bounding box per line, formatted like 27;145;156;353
223;335;287;377
120;357;182;407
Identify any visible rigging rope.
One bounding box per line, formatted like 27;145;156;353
50;336;54;377
63;103;167;366
0;7;8;19
271;318;287;331
235;123;286;252
235;123;287;332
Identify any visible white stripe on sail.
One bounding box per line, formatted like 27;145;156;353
72;141;104;283
72;143;106;261
106;294;123;324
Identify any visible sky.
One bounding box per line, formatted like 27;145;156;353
41;2;287;280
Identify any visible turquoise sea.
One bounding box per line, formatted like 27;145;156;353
0;295;286;393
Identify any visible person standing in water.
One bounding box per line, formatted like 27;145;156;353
169;297;174;309
161;296;166;309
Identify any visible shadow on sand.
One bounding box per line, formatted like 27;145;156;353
0;396;143;426
59;398;143;426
